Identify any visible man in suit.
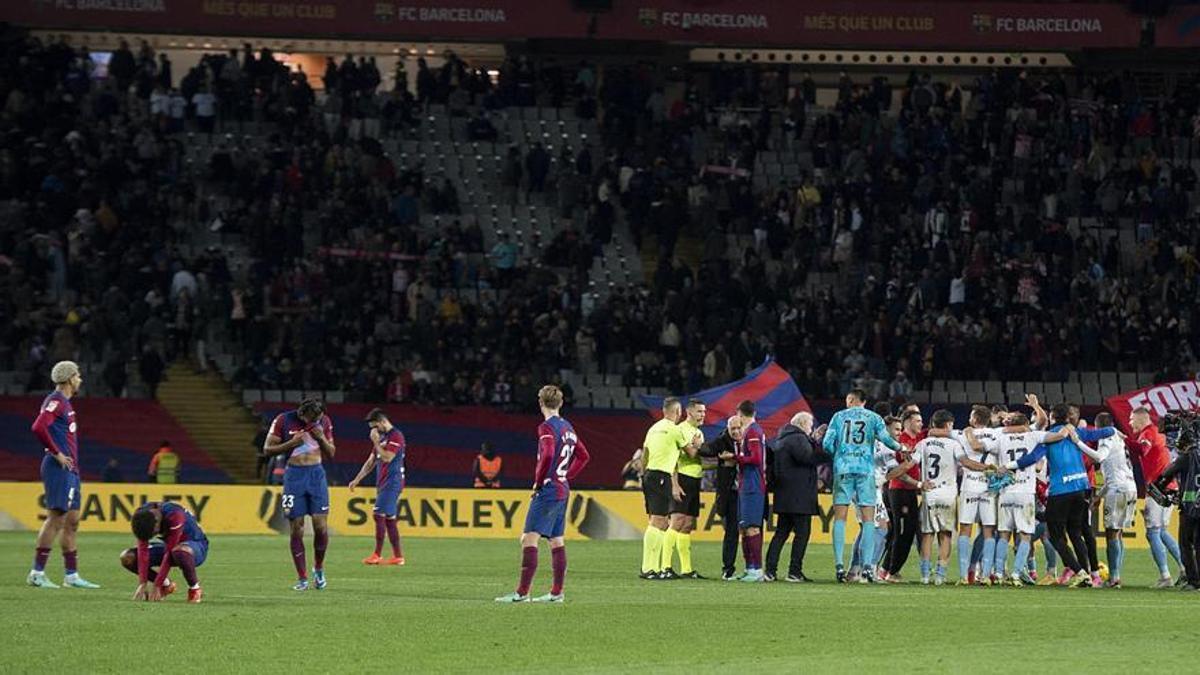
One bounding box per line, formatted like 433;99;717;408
765;412;830;582
699;415;745;580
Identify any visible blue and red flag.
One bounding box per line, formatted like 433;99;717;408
638;358;811;440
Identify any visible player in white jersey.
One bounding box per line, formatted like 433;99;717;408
982;413;1066;585
951;405;1001;584
1072;412;1134;588
849;416;907;582
909;410;992;585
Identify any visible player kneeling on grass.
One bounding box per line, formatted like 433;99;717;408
349;408;407;566
121;501;208;604
496;385;590;603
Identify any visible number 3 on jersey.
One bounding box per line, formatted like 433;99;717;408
842;420;866;444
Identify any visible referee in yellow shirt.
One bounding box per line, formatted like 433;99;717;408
661;399;707;579
641;397;691;579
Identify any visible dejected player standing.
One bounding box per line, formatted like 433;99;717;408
496;385;590;603
263;398;337;591
27;360;99;590
120;501;208;604
349;408;407;566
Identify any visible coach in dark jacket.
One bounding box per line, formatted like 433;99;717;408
765;412;830;581
699;415;745;580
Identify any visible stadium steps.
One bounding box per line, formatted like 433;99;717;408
156;363;260;484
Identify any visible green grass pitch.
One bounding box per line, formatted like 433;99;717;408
0;532;1194;673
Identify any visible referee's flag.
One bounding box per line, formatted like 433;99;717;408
638;358;811;439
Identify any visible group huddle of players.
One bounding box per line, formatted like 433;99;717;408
22;359;1192;602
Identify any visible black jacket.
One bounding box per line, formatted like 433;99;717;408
699;429;738;513
772;424;831;515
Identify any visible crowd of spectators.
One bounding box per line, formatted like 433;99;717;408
3;24;1200;407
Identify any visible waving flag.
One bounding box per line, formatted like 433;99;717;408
638;358;811;439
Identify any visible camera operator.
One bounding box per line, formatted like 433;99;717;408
1154;414;1200;590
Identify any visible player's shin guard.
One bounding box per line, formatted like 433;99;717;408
517;545;538;596
661;528;678;571
832;519;846;567
385;518;403;557
313;529;328;570
551;546;566;595
958;535;971;579
290;532;308;579
373;515;386;556
993;539;1009;577
860;522;877;573
979;533;998;576
1014;540;1031;577
677;533;693;574
642;527;663;573
172;549;200;589
32;547;50;573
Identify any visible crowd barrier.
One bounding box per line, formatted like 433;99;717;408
0;482;1157;548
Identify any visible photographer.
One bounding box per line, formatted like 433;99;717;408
1154;414;1200;590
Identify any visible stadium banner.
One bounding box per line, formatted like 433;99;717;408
0;481;1151;546
1105;380;1200;435
1156;8;1200;47
4;1;1140;50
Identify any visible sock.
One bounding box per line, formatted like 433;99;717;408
1115;538;1126;580
833;519;846;567
993;539;1009;577
935;562;945;578
1014;540;1031;577
981;537;997;578
385;519;403;557
517;545;538;596
957;535;971;579
1162;530;1183;569
747;533;762;570
313;529;328;571
1027;548;1037;573
1148;528;1169;576
33;547;50;573
172;549;199;588
677;533;693;574
860;521;877;574
969;532;985;567
874;527;887;567
290;532;307;580
1106;538;1118;580
850;531;863;569
661;529;679;571
550;546;567;595
1043;535;1058;572
920;558;932;578
373;515;386;556
642;527;664;573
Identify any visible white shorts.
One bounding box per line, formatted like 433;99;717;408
998;494;1036;535
1103;488;1136;531
921;496;956;534
1144;498;1174;529
958;493;997;527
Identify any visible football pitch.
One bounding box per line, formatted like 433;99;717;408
0;533;1192;673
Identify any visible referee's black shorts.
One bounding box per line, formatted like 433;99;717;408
669;474;702;517
643;470;672;516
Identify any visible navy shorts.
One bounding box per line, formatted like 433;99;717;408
282;464;330;519
524;491;567;538
374;483;403;518
41;455;81;512
738;490;765;529
146;539;209;567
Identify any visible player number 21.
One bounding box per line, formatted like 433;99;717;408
555;442;576;481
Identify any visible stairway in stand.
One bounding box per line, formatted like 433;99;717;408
157;363;261;484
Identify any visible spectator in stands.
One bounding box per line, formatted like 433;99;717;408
148;441;181;484
102;458;124;483
139;346;165;399
472;443;503;488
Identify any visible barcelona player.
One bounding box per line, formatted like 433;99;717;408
120;501;208;604
27;361;99;589
264;398;336;590
349;408;407;565
496;385;590;603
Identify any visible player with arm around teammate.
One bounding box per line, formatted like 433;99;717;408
349;408;407;566
1068;412;1133;588
496;385;591;603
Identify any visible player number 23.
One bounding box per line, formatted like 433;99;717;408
281;494;295;509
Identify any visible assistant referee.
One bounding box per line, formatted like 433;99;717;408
640;397;691;579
